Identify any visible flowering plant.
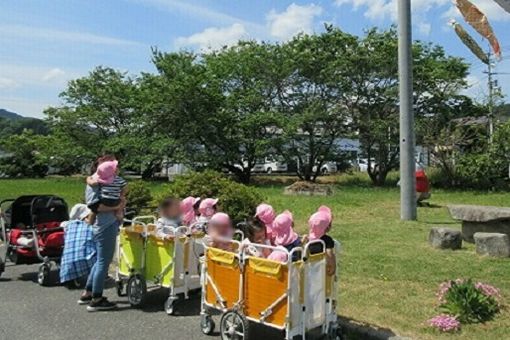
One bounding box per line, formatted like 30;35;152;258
436;279;501;324
427;314;460;332
428;279;502;332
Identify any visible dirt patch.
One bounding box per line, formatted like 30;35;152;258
284;181;333;196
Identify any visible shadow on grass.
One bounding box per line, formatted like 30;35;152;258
339;315;399;340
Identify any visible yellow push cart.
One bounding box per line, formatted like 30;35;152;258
199;238;342;340
116;216;202;314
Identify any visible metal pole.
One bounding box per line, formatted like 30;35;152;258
398;0;416;220
487;50;494;143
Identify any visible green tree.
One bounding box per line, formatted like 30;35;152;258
45;66;176;177
151;44;283;183
345;28;470;185
0;130;48;177
276;27;355;181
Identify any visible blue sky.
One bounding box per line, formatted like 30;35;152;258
1;0;509;118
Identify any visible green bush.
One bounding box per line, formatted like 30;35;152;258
126;180;153;215
155;170;263;223
455;153;508;190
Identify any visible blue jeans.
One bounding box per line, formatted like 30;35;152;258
85;221;119;297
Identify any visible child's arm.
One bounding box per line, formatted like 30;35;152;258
86;176;98;186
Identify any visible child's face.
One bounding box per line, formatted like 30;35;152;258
209;222;233;238
252;229;267;244
162;203;180;219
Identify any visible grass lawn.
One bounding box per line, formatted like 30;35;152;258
1;175;509;339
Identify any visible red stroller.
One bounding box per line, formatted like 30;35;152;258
0;195;69;286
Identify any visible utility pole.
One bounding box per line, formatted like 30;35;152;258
398;0;417;220
486;50;494;143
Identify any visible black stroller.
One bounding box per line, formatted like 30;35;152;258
0;195;69;285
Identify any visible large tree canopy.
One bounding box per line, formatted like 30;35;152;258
44;26;479;185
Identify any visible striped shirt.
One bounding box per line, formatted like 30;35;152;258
100;176;127;202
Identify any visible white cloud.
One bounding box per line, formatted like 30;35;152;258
0;77;19;90
0;24;143;46
175;23;247;50
0;64;81;88
42;68;66;82
267;3;323;40
335;0;449;35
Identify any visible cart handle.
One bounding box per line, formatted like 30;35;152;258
302;239;326;260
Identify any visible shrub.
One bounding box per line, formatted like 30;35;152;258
126;180;153;215
436;279;501;324
155;170;263;223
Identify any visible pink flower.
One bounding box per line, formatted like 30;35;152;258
428;314;460;332
436;280;454;303
475;282;501;301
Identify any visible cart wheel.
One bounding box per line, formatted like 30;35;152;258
165;297;176;315
201;314;215;335
220;311;250;340
326;324;342;340
37;263;51;286
116;280;126;297
126;274;147;307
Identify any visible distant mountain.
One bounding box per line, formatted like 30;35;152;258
0;109;23;120
0;109;49;136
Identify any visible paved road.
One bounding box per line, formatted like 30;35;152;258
0;262;282;340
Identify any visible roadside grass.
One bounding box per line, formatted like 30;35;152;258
1;175;509;339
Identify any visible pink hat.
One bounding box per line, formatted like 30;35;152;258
209;212;231;226
93;160;118;184
318;205;332;223
199;198;219;218
272;210;298;246
180;197;200;212
267;249;288;262
308;211;330;240
255;203;275;226
180;197;200;225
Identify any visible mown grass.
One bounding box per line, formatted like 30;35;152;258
1;175;509;339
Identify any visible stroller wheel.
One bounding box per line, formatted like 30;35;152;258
7;249;19;265
165;297;176;315
220;311;250;340
38;263;51;286
200;314;215;335
127;274;147;307
116;280;126;297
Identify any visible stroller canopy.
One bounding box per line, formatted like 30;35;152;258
6;195;69;229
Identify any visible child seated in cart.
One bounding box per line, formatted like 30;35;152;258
267;211;301;262
86;160;127;224
254;203;276;244
180;196;201;227
155;197;181;239
306;206;336;276
205;212;235;251
241;219;272;258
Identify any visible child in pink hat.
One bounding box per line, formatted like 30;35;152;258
307;205;336;275
86;160;127;223
254;203;276;244
267;210;300;262
180;196;201;227
206;212;234;251
198;198;218;220
241;218;272;258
